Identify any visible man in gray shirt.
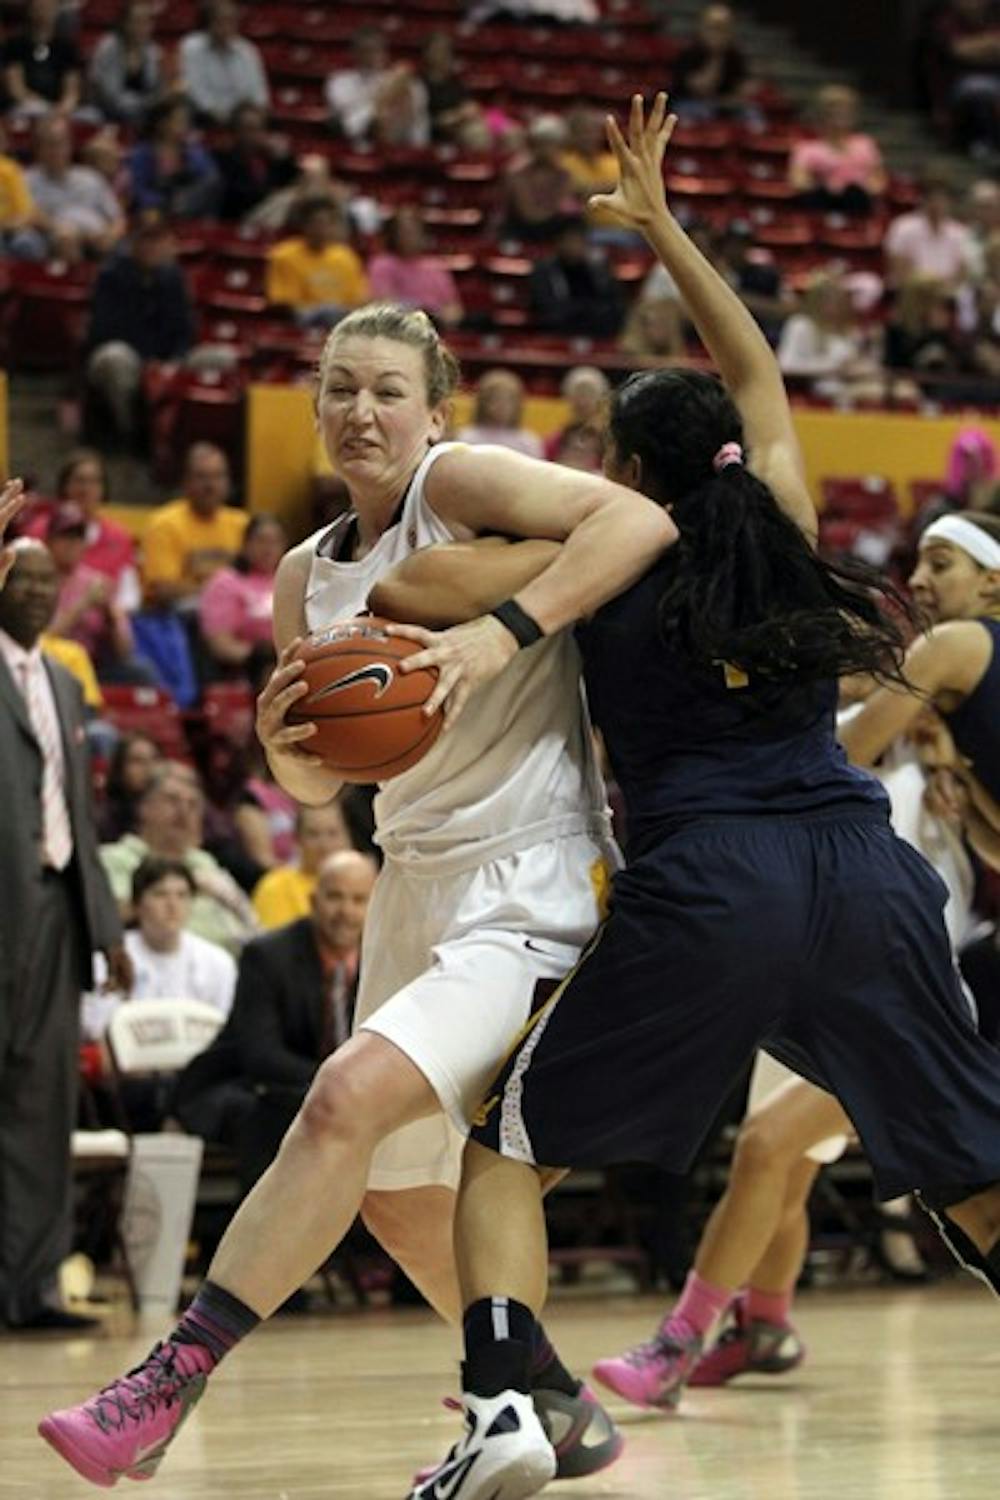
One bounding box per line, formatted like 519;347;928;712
179;0;269;126
26;112;124;260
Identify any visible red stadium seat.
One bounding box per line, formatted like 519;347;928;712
820;475;899;526
201;682;257;747
101;686;189;758
2;261;94;371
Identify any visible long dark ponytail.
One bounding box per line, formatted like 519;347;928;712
607;368;914;688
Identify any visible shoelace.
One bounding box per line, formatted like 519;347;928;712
623;1332;685;1368
88;1344;187;1434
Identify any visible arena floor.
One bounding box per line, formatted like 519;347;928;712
5;1283;999;1499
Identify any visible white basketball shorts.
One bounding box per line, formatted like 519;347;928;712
355;831;612;1192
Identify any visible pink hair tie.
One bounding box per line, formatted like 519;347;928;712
713;442;744;472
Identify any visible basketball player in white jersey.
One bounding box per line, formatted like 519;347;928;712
39;304;675;1490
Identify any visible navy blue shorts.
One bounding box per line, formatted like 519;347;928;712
471;807;1000;1202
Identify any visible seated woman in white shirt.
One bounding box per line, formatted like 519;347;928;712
84;856;237;1128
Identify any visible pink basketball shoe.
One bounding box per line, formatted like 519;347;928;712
39;1341;209;1488
591;1329;703;1411
689;1297;805;1387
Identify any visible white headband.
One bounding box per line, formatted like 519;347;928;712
920;514;1000;570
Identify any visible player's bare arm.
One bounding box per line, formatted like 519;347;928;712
257;541;344;805
593;94;816;544
370;537;562;629
839;622;993;767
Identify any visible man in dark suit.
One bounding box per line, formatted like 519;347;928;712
175;848;376;1192
0;538;130;1330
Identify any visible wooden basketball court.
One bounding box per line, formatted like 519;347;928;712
4;1283;998;1499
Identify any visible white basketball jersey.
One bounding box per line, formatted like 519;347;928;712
303;442;610;871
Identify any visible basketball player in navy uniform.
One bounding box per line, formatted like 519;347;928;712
39;306;676;1478
378;98;1000;1500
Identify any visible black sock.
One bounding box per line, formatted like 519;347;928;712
462;1297;534;1397
171;1280;261;1367
529;1321;580;1397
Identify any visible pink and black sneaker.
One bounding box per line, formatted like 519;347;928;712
38;1341;209;1488
591;1329;703;1411
689;1296;805;1387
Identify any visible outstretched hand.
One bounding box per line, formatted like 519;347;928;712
0;479;25;590
588;92;677;232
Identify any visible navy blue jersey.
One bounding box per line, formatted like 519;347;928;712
944;618;1000;805
578;556;886;848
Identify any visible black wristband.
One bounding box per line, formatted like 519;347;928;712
490;598;544;648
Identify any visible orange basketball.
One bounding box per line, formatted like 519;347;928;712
287;617;443;783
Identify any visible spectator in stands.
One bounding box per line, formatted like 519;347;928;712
325;27;429;149
789;85;887;217
967;177;1000;268
619;294;686;359
419;31;478;145
884;278;967;379
939;425;1000;513
671;3;753;121
83;855;237;1131
886;174;979;289
0;118;47;260
241;756;297;866
129;95;221;219
457;369;543;458
265;196;369;329
25;112;125;262
559;105;638;244
549;422;604;471
84;215;195;450
529;218;624;338
97;731;162;843
777;271;887;403
502;114;577;242
368;206;463;328
45;502;153;684
198;513;286;684
931;0;1000;156
179;0;269;127
213;102;296;222
101;760;258;953
543;364;608;459
88;0;164;127
252;798;357;930
51;449;139;600
2;0;82;118
142;442;248;610
244;150;379;239
468;0;598;21
173;850;377;1194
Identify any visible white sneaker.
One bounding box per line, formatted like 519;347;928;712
408;1389;556;1500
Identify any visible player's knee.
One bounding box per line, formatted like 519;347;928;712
733;1114;798;1176
298;1055;374;1149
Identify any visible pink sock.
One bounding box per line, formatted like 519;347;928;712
746;1286;793;1326
661;1270;732;1343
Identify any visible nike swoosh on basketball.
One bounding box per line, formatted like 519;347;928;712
428;1452;478;1500
310;664;394;701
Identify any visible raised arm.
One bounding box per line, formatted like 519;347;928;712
0;479;25;590
590;94;816;543
370;537;561;628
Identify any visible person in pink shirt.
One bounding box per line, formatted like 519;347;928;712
46;502;155;685
198;512;286;686
788;85;887;217
27;448;139;605
368;206;463;329
886;174;978;289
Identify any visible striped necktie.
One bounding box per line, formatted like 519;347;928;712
20;657;73;871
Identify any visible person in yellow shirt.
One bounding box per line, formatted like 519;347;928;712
0;117;46;260
252;798;357;929
41;632;103;710
560;105;643;244
142;442;249;608
265;196;369;328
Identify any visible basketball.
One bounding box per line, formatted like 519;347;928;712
287;617;442;782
